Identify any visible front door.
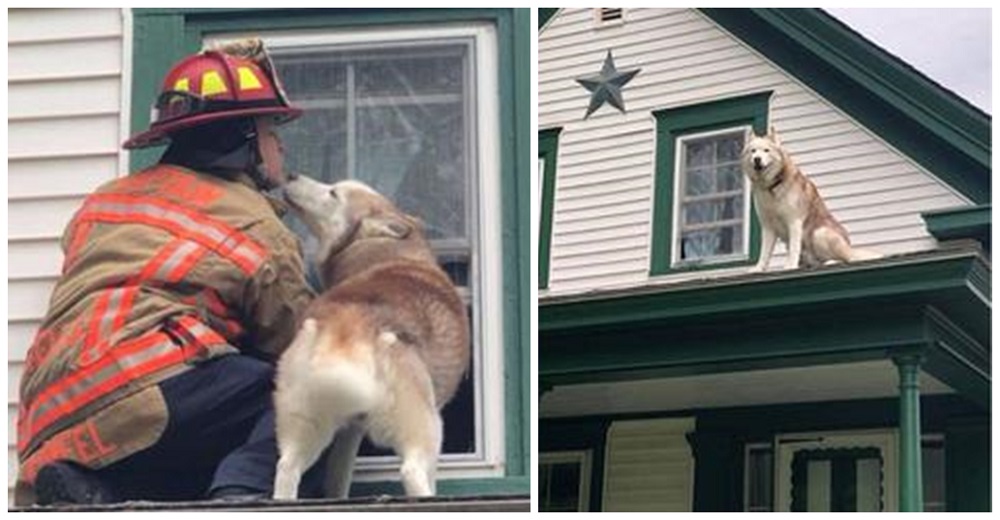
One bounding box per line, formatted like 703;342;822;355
775;430;898;512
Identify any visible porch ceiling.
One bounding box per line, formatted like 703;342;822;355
540;360;953;419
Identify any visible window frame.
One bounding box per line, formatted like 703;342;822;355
671;126;753;267
650;91;771;276
208;22;504;482
744;442;774;512
539;450;592;512
537;127;561;290
129;8;530;494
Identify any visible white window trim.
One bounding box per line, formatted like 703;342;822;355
670;125;752;268
774;429;899;512
540;450;593;512
206;22;505;482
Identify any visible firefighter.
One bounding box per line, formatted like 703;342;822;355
15;40;324;505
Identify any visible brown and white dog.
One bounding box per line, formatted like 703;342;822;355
742;127;881;271
272;175;469;499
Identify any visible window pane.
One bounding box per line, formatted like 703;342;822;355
357;103;467;240
716;133;744;162
747;447;773;511
717;164;742;191
683;198;742;226
685;168;713;196
923;440;946;512
685;138;714;168
355;46;465;97
541;462;582;512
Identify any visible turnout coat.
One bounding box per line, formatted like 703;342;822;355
15;164;313;503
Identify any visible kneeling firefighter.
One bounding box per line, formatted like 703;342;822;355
15;40;325;505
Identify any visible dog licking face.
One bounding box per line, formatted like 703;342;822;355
274;175;469;500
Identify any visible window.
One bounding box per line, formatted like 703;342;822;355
744;443;773;512
539;451;592;512
673;129;749;265
650;92;770;275
209;22;505;481
538;128;561;289
922;436;945;512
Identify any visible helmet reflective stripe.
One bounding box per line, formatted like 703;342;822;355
200;70;228;97
173;78;190;92
238;66;263;91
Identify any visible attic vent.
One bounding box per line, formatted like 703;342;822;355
597;8;624;24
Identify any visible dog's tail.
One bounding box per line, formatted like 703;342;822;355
847;247;883;262
304;320;383;418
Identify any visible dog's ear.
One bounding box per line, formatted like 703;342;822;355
767;125;782;146
360;215;412;240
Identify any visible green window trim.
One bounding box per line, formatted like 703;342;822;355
650;91;770;276
538;127;561;289
129;8;530;495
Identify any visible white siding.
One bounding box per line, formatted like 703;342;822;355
7;8;129;499
539;8;970;297
603;417;694;512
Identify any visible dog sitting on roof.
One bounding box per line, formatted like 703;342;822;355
741;127;882;271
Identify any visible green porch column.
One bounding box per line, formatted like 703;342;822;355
894;355;923;512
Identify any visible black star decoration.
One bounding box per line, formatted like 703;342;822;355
575;50;641;119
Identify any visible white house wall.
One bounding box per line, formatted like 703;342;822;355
7;8;130;499
539;8;969;297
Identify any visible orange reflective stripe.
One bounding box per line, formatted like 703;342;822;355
76;193;266;275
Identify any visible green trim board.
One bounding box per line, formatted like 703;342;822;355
130;8;530;495
539;8;559;30
538;128;561;289
650;92;769;275
699;8;990;204
922;204;991;248
540;395;988;511
540;248;990;407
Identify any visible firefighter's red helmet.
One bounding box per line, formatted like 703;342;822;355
123;48;302;149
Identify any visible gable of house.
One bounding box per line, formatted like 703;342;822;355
538;8;988;297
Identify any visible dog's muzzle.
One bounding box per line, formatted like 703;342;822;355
753;157;764;171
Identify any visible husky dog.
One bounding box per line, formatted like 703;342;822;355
272;174;470;499
742;127;881;271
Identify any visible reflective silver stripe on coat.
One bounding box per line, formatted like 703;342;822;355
155;240;202;280
28;339;177;426
86;200;263;271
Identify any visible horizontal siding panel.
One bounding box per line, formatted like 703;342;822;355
9;240;64;279
8;322;41;363
8;38;123;80
546;271;648;295
557;162;652;190
8;8;121;42
552;238;648;263
9;76;122;120
555;204;649;227
8;197;82;241
8;279;58;322
8;363;24;405
9;115;120;158
556;224;647;246
8;154;118;199
555;187;649;213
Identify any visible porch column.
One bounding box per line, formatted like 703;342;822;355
894;355;923;512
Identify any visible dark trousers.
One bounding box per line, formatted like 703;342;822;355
97;355;326;501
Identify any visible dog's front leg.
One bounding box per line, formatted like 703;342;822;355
785;218;804;269
751;225;777;273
